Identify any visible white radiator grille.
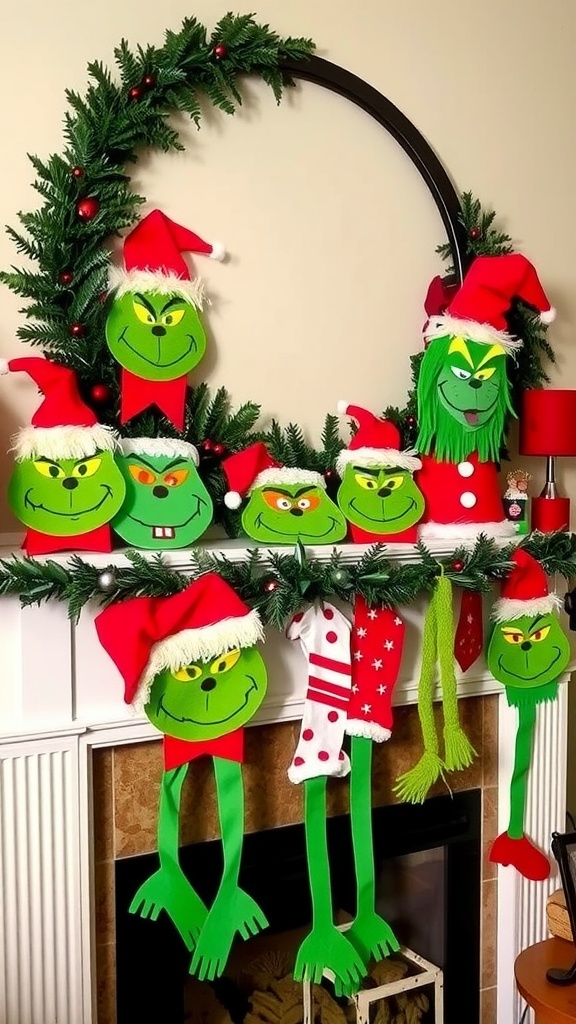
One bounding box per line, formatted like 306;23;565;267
0;742;83;1024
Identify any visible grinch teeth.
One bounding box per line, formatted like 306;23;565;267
152;527;176;539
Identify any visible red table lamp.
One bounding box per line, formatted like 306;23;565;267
519;389;576;532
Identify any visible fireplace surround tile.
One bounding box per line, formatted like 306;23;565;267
481;878;497;988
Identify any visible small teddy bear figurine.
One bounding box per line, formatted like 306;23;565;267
503;469;531;534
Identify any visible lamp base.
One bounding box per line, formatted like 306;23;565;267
530;496;570;533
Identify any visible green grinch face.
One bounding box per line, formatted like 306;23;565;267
112;451;213;548
105;290;206;381
8;452;126;535
436;337;507;430
145;646;268;741
241;483;347;545
337;464;424;533
487;613;570;689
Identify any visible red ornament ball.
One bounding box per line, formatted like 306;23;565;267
407;415;416;426
128;85;143;102
76;196;100;221
213;43;228;59
324;469;335;480
69;322;85;338
59;270;74;286
452;560;464;572
469;227;481;241
143;74;156;88
71;166;85;179
263;579;278;593
90;384;112;405
213;442;226;457
201;439;214;453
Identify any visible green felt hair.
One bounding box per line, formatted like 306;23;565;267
416;336;516;462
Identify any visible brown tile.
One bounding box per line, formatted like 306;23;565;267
480;985;497;1024
481;879;497;988
95;941;117;1024
94;858;116;946
113;741;163;858
93;748;114;863
482;787;499;881
482;695;499;789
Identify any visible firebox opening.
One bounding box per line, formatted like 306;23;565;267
115;788;481;1024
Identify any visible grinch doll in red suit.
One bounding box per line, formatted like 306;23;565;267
415;253;555;540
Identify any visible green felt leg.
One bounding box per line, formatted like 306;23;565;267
294;776;366;997
344;736;400;968
190;757;268;981
129;764;208;950
508;701;537;838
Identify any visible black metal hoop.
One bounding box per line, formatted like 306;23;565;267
281;55;469;285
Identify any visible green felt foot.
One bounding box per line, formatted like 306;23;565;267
345;909;400;967
129;865;208;951
294;923;366;996
190;886;268;981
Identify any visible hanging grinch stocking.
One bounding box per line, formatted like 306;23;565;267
95;573;269;979
394;573;477;804
287;604;365;997
344;596;404;967
486;549;570;881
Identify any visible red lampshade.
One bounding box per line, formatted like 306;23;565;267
519;389;576;457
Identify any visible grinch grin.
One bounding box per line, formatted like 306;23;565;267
124;495;207;538
438;382;498;426
254;512;341;539
157;675;257;725
497;646;563;682
349;496;417;523
24;484;113;520
119;327;196;368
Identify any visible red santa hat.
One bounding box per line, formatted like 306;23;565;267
0;356;118;461
119;436;199;465
335;401;421;477
491;548;561;624
222;441;326;511
95;572;264;710
424;254;555;352
108;208;225;310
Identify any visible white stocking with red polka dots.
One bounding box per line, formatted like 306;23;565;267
286;603;352;784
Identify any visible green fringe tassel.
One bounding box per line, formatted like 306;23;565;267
394;749;446;804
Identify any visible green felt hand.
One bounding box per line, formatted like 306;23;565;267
190;884;268;981
344;909;400;966
294;923;366;995
129;864;208;950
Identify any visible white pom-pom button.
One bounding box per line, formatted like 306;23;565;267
337;400;350;415
210;242;226;262
459;491;477;509
457;461;474;478
0;358;9;375
224;491;242;510
540;307;556;325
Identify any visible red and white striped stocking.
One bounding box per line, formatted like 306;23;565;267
287;603;352;783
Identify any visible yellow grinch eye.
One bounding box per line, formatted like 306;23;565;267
529;625;551;643
501;628;524;645
210;649;241;674
33;460;65;479
450;366;471;380
72;457;102;478
161;309;185;327
384;475;404;491
355;474;378;490
474;367;496;381
133;301;156;325
172;664;203;682
163;468;189;487
128;465;157;485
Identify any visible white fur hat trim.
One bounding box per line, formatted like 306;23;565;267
424;314;522;352
336;446;421;477
108;267;206;309
120;437;199;465
491;593;561;624
12;424;119;462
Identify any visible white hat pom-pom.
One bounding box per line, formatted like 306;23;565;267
0;358;9;375
337;399;349;415
540;306;556;325
210;242;226;262
224;491;242;510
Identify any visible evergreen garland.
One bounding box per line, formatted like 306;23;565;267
0;531;574;627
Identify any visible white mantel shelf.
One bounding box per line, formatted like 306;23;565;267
0;532;571;1024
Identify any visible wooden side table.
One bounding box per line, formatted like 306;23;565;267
515;938;576;1023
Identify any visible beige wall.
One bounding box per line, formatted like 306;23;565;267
2;0;576;529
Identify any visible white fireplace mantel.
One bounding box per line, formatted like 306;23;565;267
0;534;571;1024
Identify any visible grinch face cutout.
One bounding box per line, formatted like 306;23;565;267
2;355;125;554
105;290;206;382
146;646;267;742
112;438;213;548
223;442;347;545
10;450;125;536
335;402;423;541
337;463;424;534
106;209;224;429
487;613;570;691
